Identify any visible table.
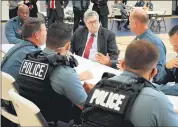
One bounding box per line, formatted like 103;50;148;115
2;44;178;110
1;44;121;84
74;55;121;84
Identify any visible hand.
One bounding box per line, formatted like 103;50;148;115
116;58;124;70
175;109;178;114
44;4;48;8
95;53;111;66
165;58;178;69
29;5;33;10
61;5;64;8
83;82;94;94
79;70;93;81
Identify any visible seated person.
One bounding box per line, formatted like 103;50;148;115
156;25;178;96
144;0;153;11
2;17;46;79
135;0;145;7
84;40;178;126
113;0;130;30
16;23;89;123
129;8;167;83
5;4;30;44
71;10;119;68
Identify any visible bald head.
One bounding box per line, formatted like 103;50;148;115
130;8;149;24
17;4;29;22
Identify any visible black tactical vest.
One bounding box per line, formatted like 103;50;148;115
81;73;156;127
16;50;78;123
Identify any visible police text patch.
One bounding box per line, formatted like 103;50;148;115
19;60;48;80
89;88;128;113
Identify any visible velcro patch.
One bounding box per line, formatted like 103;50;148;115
19;60;48;80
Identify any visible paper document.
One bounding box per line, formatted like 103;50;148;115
74;55;122;84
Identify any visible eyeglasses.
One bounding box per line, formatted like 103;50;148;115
87;20;99;25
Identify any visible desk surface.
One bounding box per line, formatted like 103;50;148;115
1;44;178;110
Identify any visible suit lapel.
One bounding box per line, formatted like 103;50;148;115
81;27;88;55
97;27;104;53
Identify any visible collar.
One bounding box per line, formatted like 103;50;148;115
121;71;140;78
43;48;56;55
88;31;98;37
23;39;39;48
14;16;23;25
137;29;150;40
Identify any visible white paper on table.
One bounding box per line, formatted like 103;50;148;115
1;44;15;53
74;55;122;84
167;95;178;110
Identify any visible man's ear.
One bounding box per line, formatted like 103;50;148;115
34;32;40;40
151;68;158;78
65;42;70;50
120;59;125;70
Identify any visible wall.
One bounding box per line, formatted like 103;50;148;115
1;1;172;21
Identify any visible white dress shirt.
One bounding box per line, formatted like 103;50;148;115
82;32;98;61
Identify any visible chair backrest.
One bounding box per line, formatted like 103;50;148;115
1;71;16;101
8;89;49;127
112;8;122;16
1;50;5;58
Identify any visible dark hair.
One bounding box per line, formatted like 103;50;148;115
46;22;72;49
22;17;44;39
168;25;178;37
125;40;159;71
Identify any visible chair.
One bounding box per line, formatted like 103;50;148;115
1;51;5;58
1;71;19;124
149;10;167;32
110;8;128;30
8;88;49;127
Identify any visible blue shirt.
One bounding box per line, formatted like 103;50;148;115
146;2;153;11
135;29;167;82
135;1;145;7
5;16;23;44
43;48;87;106
109;71;178;126
1;40;40;79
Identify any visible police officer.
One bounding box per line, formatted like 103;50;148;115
5;4;30;44
17;22;89;123
156;25;178;96
83;40;178;126
2;17;46;79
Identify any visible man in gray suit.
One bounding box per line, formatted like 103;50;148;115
71;11;119;68
46;0;68;27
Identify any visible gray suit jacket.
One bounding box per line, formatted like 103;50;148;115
46;0;68;18
71;26;119;68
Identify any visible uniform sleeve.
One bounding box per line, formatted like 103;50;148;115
156;94;178;126
142;37;166;83
50;68;87;106
5;21;22;44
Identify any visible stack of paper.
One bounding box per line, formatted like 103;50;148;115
74;55;122;84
